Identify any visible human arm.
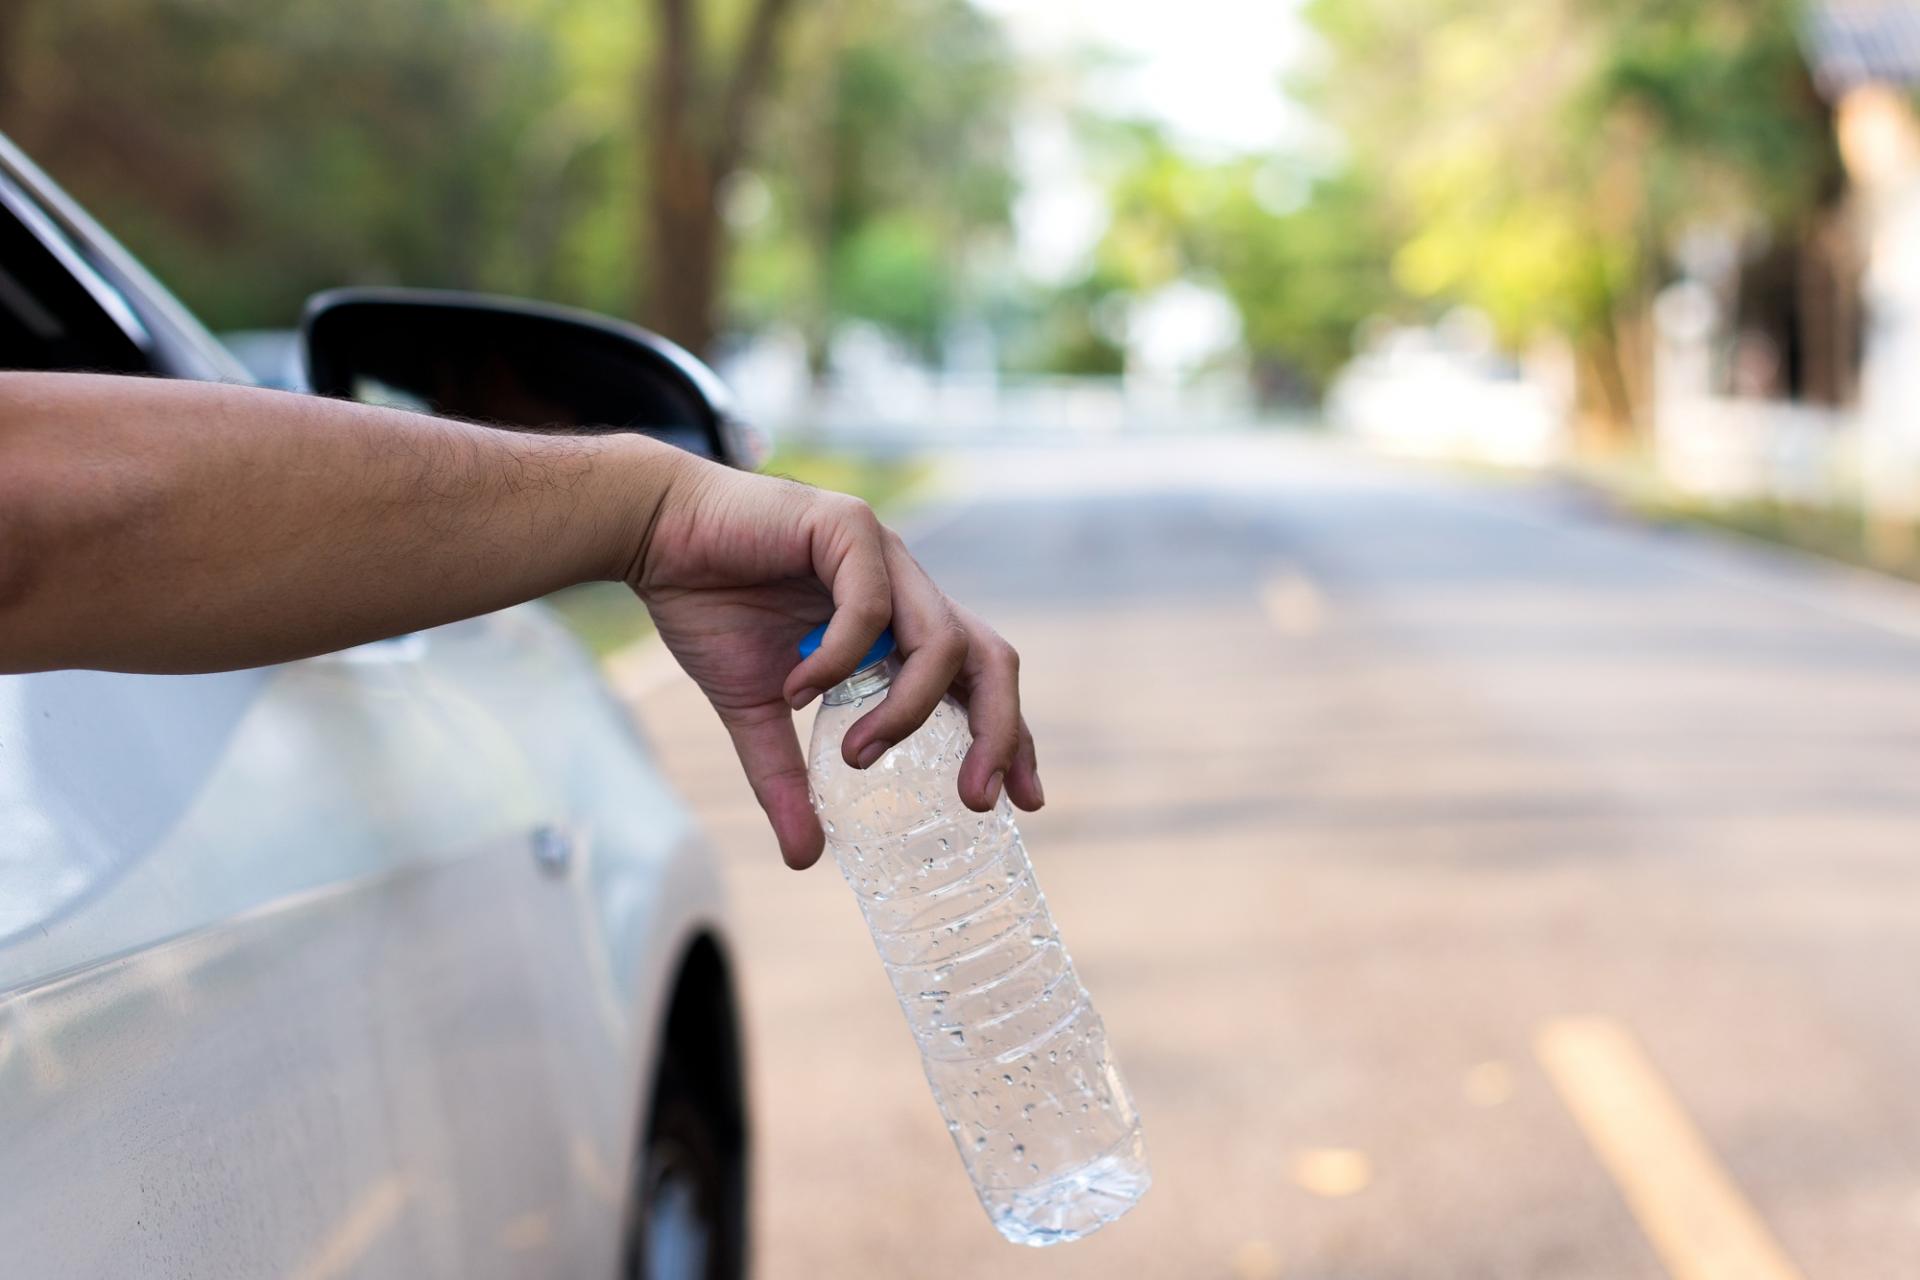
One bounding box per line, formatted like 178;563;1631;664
0;371;1041;866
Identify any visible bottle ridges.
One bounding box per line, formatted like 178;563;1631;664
808;689;1148;1244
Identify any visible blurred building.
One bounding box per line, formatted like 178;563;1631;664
1655;1;1920;519
1808;1;1920;532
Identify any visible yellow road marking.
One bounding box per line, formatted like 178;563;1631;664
1289;1147;1371;1198
570;1134;627;1206
1229;1238;1283;1279
1463;1059;1514;1107
1535;1017;1803;1280
1261;570;1325;636
288;1174;411;1280
498;1209;553;1251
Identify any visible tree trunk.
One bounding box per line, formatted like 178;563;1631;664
647;162;722;355
1573;329;1638;454
1796;208;1859;407
640;0;795;357
0;0;33;123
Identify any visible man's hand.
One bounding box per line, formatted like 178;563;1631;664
634;460;1044;870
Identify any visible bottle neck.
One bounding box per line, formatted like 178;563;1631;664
824;660;892;706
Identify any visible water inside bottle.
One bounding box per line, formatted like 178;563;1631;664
808;656;1150;1246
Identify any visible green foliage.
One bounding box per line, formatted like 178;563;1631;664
0;0;1013;354
1004;272;1128;377
1202;167;1398;392
729;0;1017;361
1629;492;1920;583
0;0;1846;421
1028;124;1395;395
1300;0;1841;355
5;0;641;329
830;215;951;347
759;444;932;513
1587;0;1837;221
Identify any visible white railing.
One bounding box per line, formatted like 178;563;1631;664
1325;350;1571;469
735;372;1268;449
1653;397;1858;505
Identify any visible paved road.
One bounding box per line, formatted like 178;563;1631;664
635;434;1920;1279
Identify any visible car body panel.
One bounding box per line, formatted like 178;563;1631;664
0;608;729;1276
1;128;743;1277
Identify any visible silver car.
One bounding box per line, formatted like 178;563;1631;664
0;132;751;1279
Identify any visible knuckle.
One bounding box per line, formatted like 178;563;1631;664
979;732;1018;763
847;598;891;632
884;701;931;734
935;613;970;661
837;494;880;530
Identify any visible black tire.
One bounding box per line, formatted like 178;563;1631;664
626;940;748;1280
631;1091;741;1280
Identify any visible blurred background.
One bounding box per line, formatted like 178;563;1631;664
14;0;1920;1275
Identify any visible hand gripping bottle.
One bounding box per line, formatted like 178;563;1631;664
802;624;1149;1245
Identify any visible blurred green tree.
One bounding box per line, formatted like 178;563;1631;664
0;0;1015;371
1038;123;1395;400
1;0;638;329
1303;0;1843;443
641;0;795;355
727;0;1017;373
1206;166;1398;401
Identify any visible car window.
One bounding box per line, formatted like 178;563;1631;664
0;178;150;375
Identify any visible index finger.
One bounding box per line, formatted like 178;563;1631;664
840;539;969;767
783;500;892;706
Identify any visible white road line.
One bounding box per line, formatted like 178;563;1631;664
1536;1017;1803;1280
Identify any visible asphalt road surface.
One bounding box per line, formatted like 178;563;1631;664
633;434;1920;1280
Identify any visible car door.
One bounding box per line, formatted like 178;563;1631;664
0;151;717;1276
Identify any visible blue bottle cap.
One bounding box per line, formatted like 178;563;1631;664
797;623;896;670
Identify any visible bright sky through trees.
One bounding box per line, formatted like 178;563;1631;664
980;0;1315;280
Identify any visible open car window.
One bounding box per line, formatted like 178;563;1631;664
0;174;151;375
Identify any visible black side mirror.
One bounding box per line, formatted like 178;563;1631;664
301;287;762;467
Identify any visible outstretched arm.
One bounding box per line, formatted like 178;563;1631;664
0;371;1042;868
0;372;668;673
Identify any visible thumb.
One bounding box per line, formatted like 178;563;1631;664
716;700;825;870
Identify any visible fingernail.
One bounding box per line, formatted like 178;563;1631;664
1033;775;1046;807
987;771;1005;807
788;687;820;710
855;740;889;769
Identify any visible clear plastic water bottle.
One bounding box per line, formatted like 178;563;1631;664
801;624;1149;1246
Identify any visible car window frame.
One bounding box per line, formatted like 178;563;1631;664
0;130;250;384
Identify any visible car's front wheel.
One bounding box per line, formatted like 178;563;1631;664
627;939;748;1280
636;1093;730;1280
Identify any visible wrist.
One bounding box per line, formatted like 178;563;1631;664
596;431;707;589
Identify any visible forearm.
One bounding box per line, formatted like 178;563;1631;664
0;372;682;674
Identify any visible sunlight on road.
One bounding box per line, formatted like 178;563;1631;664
1289;1148;1373;1199
1463;1060;1515;1108
287;1175;411;1280
1261;569;1326;637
